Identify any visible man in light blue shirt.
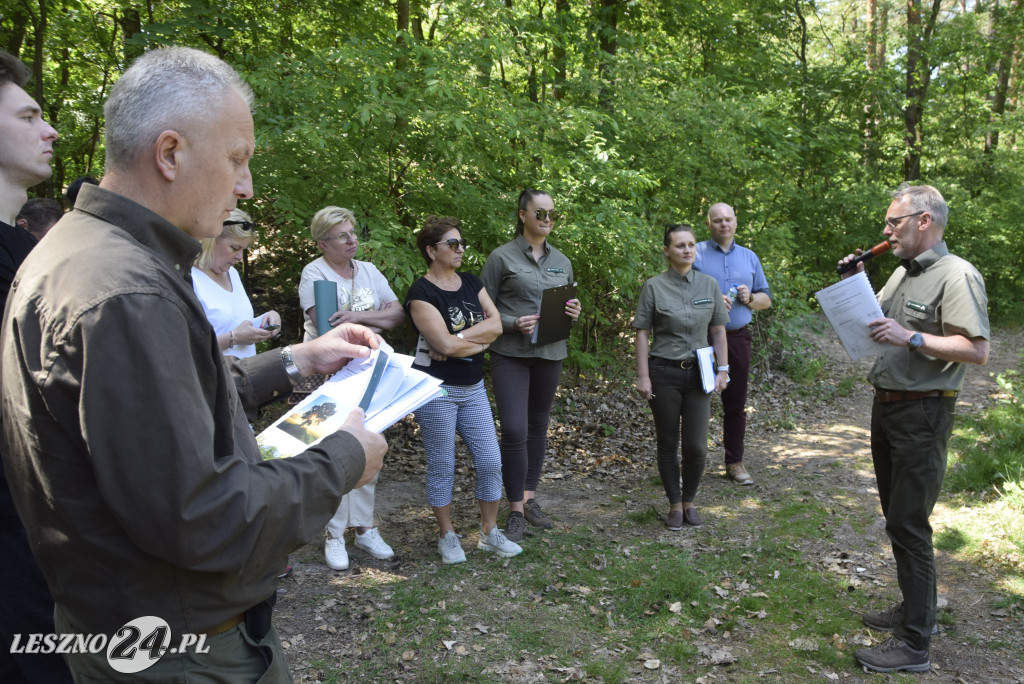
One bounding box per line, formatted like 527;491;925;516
694;203;772;485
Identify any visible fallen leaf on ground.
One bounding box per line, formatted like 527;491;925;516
789;637;819;651
697;644;736;665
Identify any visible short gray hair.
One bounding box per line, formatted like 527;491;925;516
104;47;253;171
310;206;357;242
892;183;948;231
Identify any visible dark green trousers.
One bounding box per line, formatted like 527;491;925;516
54;603;293;683
648;360;711;504
870;395;956;651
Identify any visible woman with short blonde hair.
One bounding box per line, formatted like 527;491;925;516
298;205;405;571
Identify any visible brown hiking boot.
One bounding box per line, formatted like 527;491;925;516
854;636;930;673
726;462;754;485
862;602;938;635
523;499;553;529
505;511;527;542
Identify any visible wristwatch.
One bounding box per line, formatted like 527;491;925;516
280;345;302;382
908;332;924;352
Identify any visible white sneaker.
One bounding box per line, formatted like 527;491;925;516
353;528;395;560
324;536;349;570
438;531;466;564
477;527;522;558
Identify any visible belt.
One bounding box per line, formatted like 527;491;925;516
874;389;957;403
202;613;244;637
652;356;696;370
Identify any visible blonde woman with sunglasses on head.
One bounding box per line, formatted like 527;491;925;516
480;188;581;542
192;208;280;358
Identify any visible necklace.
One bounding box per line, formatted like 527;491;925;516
343;261;357;310
425;271;460;290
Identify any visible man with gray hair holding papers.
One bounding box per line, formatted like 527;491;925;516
1;46;386;681
838;183;989;674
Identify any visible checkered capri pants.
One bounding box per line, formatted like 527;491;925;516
414;380;503;507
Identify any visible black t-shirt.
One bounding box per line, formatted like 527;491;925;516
405;272;487;386
0;220;38;525
0;220;38;316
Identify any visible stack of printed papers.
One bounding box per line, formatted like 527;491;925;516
258;341;443;459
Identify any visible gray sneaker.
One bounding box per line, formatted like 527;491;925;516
505;512;527;542
477;527;522;558
854;635;930;673
862;602;938;635
437;531;466;564
524;499;553;529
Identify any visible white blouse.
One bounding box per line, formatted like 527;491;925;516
191;266;260;358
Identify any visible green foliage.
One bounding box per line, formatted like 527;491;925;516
6;0;1023;354
947;368;1024;495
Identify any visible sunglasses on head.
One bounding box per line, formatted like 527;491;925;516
223;219;255;231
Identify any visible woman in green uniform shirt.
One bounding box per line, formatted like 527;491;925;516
633;224;729;530
481;189;581;541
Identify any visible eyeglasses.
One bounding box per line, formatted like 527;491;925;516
436;238;468;250
322;230;357;243
885;211;924;229
223;220;255;231
533;209;562;222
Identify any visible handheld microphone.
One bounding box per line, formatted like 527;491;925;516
836;241;891;275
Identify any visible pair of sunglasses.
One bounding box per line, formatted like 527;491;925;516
223;219;255;231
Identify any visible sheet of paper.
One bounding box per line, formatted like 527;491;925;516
257;344;442;459
696;346;716;394
815;271;886;361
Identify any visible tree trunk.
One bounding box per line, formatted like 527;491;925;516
596;0;619;110
984;0;1019;157
3;8;28;56
391;0;411;221
903;0;941;181
863;0;888;164
553;0;569;101
119;4;143;63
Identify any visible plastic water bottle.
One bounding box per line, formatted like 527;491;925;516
727;283;739;302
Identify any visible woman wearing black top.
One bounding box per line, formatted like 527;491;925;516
406;216;523;564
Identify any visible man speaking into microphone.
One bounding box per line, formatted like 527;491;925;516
838;183;989;674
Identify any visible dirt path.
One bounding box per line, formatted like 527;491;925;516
276;324;1024;682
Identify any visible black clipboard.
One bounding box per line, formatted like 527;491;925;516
531;283;578;346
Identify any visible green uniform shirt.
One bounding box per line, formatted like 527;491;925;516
632;268;729;360
868;241;990;392
480;234;575;361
